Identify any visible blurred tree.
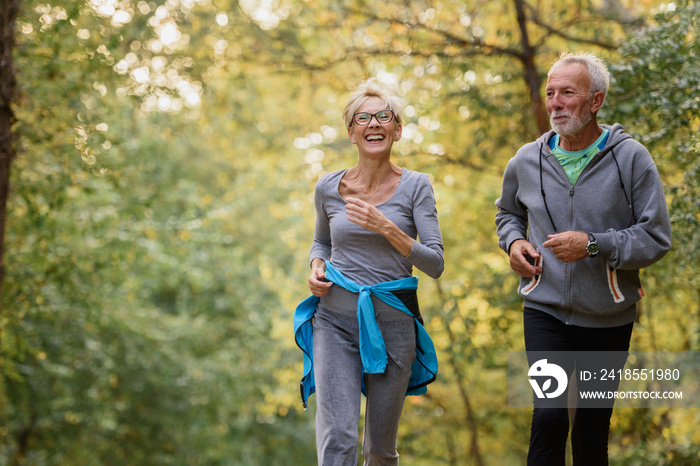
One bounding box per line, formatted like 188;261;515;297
3;0;317;463
0;0;19;457
0;0;19;296
1;0;696;464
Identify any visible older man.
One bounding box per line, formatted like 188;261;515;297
495;52;672;465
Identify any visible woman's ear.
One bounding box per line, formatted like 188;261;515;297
394;123;402;142
347;125;356;144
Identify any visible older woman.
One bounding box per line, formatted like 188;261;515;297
294;78;445;465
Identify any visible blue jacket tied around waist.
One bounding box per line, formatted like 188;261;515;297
294;260;438;408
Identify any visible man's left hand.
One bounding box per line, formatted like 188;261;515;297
543;231;589;262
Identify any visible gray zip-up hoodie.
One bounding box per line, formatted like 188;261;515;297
495;124;672;327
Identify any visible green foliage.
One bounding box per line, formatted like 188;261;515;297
1;0;698;464
603;3;700;462
3;0;316;463
607;0;700;304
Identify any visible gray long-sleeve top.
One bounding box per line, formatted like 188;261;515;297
310;168;444;286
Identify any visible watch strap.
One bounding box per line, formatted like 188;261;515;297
586;233;599;257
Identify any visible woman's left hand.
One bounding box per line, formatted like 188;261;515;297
345;197;388;235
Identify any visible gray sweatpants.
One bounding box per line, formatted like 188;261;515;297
313;287;416;466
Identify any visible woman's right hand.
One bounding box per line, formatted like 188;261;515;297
309;258;332;297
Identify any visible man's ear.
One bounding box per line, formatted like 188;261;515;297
590;91;605;113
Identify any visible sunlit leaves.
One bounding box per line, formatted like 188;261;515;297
3;0;699;463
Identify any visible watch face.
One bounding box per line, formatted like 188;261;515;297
587;242;600;255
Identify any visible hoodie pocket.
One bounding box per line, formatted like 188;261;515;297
606;264;625;304
519;253;544;296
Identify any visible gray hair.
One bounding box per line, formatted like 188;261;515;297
342;77;405;128
548;51;610;97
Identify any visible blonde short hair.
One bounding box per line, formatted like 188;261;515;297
342;77;405;128
548;51;610;97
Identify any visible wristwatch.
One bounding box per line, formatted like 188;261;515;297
586;233;599;257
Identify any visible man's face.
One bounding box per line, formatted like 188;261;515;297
545;63;594;136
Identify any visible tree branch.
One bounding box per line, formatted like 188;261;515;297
345;6;525;60
526;2;619;50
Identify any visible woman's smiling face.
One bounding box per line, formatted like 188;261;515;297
348;96;402;158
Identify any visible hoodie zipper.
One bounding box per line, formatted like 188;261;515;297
562;146;606;323
561;137;613;323
565;185;575;323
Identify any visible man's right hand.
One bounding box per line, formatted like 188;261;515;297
509;239;543;277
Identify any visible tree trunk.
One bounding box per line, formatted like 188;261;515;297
0;0;19;301
513;0;549;134
436;280;485;466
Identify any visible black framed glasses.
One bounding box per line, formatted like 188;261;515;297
352;110;395;126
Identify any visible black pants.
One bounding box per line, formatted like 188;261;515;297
524;308;634;466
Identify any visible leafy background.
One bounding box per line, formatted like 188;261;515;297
1;0;698;464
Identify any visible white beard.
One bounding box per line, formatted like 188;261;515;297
549;100;593;136
550;111;592;136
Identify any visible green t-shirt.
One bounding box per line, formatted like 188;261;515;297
550;129;610;186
